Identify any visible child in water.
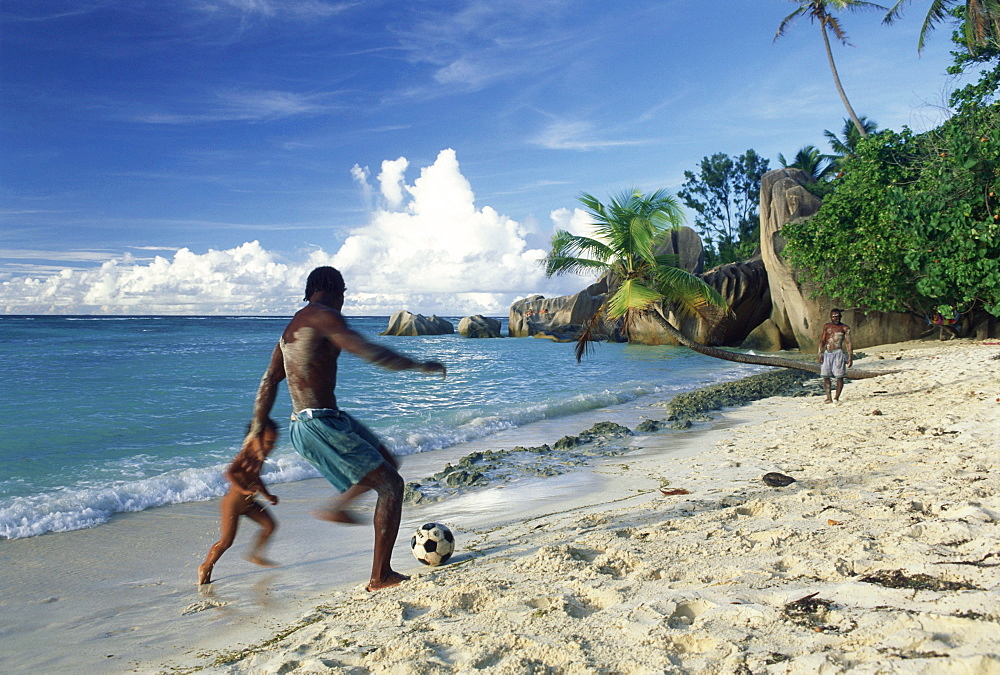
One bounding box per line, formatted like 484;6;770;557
198;418;280;585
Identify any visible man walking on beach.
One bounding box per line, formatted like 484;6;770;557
246;266;446;591
818;308;853;403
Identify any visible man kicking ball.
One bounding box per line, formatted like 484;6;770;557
245;267;445;591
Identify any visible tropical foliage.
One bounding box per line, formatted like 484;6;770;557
782;86;1000;318
778;145;837;181
775;0;887;138
824;116;879;171
783;11;1000;320
543;189;726;358
677;150;770;266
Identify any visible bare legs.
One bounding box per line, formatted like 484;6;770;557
312;446;408;592
823;377;845;403
244;507;278;567
360;462;408;591
312;445;400;527
198;498;277;585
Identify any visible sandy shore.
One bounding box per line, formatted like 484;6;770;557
155;339;999;674
2;339;997;674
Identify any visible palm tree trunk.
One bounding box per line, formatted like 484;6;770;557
821;20;869;139
646;310;890;380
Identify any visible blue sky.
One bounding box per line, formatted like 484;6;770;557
0;0;981;315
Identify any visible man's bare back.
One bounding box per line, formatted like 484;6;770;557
279;306;346;412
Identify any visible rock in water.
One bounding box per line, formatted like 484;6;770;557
458;314;501;338
381;310;454;336
762;472;796;487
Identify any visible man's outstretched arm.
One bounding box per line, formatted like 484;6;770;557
326;317;446;378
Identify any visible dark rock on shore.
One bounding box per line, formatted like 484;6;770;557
665;369;816;420
402;421;635;505
636;418;692;433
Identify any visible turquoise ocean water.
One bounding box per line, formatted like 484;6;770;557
0;315;764;539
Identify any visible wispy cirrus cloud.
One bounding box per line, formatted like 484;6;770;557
531;120;650;151
0;249;124;263
193;0;355;21
386;0;582;98
131;88;340;124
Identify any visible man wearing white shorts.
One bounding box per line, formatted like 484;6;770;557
818;308;853;403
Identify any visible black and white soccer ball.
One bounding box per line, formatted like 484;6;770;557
410;522;455;566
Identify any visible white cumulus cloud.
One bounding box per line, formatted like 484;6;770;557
1;149;590;316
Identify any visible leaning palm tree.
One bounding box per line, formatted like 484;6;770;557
543;189;886;378
778;145;837;181
884;0;1000;52
775;0;887;140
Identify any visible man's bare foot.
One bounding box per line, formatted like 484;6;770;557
245;555;279;568
198;563;213;585
366;571;409;592
824;398;833;403
312;507;362;524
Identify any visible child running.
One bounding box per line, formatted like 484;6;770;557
198;418;280;585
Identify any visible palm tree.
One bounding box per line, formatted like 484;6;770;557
825;116;879;172
825;116;878;156
775;0;887;140
884;0;1000;52
778;145;837;180
543;189;886;378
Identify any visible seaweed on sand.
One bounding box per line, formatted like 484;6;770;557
859;569;982;591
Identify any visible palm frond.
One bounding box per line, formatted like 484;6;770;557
652;252;682;269
556;232;614;262
775;6;808;40
604;279;662;321
573;304;609;362
544;255;613;277
654;267;730;321
543;230;614;276
883;0;910;23
844;0;889;11
825;14;851;43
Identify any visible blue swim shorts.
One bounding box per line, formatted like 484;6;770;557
289;408;386;492
821;350;848;378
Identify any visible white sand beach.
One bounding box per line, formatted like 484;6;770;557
2;339;998;673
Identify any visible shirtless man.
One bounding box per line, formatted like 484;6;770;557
246;267;446;591
817;308;853;403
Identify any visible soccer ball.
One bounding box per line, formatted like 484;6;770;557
410;522;455;566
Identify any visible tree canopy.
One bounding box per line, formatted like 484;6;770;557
782;63;1000;317
677;150;770;266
